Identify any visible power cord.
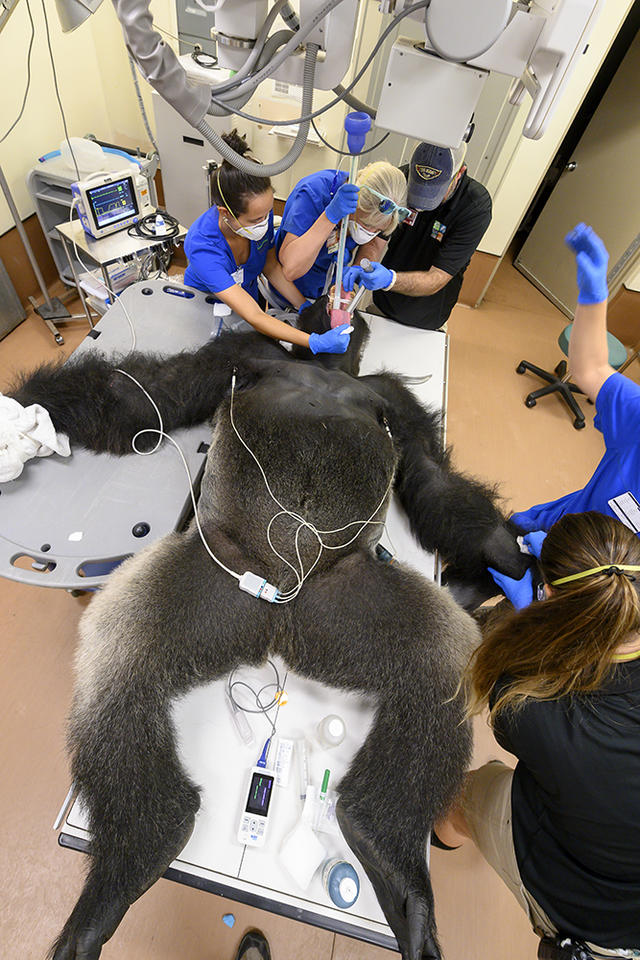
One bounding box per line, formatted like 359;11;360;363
127;210;181;240
1;0;35;145
192;48;219;69
68;198;139;351
39;0;79;180
311;117;390;157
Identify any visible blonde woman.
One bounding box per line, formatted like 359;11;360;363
275;160;408;303
435;510;640;958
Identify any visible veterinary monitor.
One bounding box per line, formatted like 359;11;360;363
71;170;154;240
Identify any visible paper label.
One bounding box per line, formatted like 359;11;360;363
231;267;244;285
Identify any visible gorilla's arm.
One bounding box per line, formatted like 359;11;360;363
362;373;528;585
9;330;287;455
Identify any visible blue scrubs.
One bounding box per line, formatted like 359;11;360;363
512;373;640;534
184;207;274;303
275;169;358;300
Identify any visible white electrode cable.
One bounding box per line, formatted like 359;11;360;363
110;370;394;603
228;373;394;603
114;368;242;582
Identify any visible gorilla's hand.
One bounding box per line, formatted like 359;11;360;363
337;801;441;960
482;523;529;580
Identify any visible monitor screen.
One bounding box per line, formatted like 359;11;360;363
87;177;138;230
245;772;274;816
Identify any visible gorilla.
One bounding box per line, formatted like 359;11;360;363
10;298;527;960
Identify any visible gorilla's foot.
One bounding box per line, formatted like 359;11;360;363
336;800;441;960
49;890;130;960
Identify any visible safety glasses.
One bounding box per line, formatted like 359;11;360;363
360;184;411;222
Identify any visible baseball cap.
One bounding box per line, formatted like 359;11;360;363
407;142;467;211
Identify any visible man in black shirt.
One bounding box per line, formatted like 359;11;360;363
371;141;492;330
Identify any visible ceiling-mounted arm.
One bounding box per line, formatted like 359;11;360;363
111;0;210;127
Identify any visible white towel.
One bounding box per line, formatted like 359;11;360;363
0;394;71;482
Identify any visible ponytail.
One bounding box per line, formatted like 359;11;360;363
210;130;272;216
464;512;640;720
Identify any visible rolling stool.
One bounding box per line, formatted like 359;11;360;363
516;324;627;430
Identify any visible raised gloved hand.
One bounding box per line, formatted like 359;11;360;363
564;223;609;304
523;530;547;559
309;323;352;354
342;261;394;292
325;183;360;224
487;566;534;610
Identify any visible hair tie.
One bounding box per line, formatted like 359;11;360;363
551;563;640;586
605;565;637;582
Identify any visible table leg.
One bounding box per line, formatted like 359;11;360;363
61;234;95;329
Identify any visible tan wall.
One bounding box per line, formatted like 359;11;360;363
480;0;635;259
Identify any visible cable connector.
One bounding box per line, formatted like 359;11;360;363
256;738;272;768
239;571;279;603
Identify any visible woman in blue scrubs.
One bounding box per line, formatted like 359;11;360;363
184;131;350;355
276;161;408;301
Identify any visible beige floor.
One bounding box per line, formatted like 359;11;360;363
1;266;638;960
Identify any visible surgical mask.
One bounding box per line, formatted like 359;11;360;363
227;215;270;242
348;221;379;245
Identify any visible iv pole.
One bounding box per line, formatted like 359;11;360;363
0;164;78;343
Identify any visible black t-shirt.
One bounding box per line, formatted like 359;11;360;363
373;169;492;329
491;661;640;949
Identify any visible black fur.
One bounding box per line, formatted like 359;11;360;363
10;299;524;960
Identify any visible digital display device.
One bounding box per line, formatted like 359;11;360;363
86;177;138;231
71;168;154;239
245;771;274;816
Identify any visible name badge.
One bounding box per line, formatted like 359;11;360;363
232;267;244;285
326;231;339;255
608;492;640;533
431;220;447;242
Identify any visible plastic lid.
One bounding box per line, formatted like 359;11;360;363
328;717;344;737
339;877;358;904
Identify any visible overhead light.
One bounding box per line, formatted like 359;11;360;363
54;0;104;33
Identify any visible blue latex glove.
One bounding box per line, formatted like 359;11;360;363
309;323;351;355
523;530;547;559
325;183;360;224
488;566;534;610
564;223;609;304
298;299;313;314
342;261;393;292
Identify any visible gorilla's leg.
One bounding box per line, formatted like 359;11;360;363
280;552;478;960
50;527;277;960
361;373;528;590
9;330;286;454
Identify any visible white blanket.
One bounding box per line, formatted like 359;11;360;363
0;394;71;482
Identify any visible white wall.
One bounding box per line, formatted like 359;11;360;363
480;0;635;258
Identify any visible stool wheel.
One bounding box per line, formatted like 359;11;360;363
516;362;526;374
525;396;536;408
573;418;586;430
